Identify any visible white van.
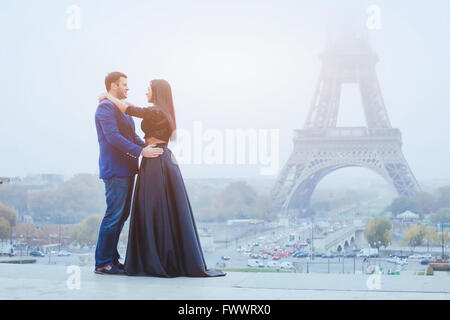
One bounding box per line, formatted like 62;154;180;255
357;248;379;258
267;261;279;268
280;261;293;270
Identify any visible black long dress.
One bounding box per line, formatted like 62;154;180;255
123;105;225;278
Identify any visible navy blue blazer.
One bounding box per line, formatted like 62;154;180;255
95;99;146;179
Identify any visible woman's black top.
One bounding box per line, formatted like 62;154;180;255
125;106;172;141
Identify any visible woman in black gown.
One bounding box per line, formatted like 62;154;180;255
101;80;225;278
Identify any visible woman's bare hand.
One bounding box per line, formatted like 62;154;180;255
98;92;109;103
142;145;164;158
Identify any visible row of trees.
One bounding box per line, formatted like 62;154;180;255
385;186;450;218
402;225;449;252
0;175;276;224
70;215;103;247
310;188;376;217
191;181;276;222
0;174;106;224
28;174;106;224
364;216;448;253
0;202;17;240
1;177;277;246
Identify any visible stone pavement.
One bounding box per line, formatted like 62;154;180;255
0;264;448;300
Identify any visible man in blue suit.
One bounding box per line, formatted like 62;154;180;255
94;72;164;275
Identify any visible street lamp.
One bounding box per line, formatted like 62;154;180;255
438;223;445;259
58;214;63;252
311;216;314;261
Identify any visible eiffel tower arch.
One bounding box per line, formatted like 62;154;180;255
271;32;421;216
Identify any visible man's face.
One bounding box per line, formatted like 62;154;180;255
146;84;153;103
112;77;129;99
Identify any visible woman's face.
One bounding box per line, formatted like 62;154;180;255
146;83;153;103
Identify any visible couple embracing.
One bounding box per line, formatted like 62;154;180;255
94;72;225;278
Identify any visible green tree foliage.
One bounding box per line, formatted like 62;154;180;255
0;202;17;227
430;207;450;224
70;214;103;246
403;225;427;252
365;216;392;249
0;184;28;214
424;226;438;249
311;189;363;215
386;196;419;216
435;186;450;209
194;181;275;222
411;192;435;216
28;174;106;224
0;217;11;240
386;186;450;218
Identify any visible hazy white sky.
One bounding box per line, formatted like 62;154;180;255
1;0;449;184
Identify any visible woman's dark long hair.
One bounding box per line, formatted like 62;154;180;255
150;79;177;141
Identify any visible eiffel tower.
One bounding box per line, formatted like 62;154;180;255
271;29;421;216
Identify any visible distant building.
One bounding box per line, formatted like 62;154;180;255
397;210;420;221
22;215;34;224
12;174;64;190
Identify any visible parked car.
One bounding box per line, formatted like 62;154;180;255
247;259;265;268
420;259;430;265
293;251;308;258
387;257;408;266
272;255;280;260
313;252;325;258
221;255;230;261
58;250;72;257
30;251;45;257
357;248;379;258
409;254;433;260
344;252;356;258
390;253;409;259
267;261;279;268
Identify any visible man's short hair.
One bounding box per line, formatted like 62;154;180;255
105;72;127;91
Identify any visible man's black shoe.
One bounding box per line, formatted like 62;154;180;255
94;265;125;275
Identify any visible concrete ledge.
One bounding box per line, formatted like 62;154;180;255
0;264;448;300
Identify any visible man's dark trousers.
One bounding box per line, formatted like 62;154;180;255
95;176;135;269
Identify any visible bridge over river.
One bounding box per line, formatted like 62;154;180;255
313;224;366;254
